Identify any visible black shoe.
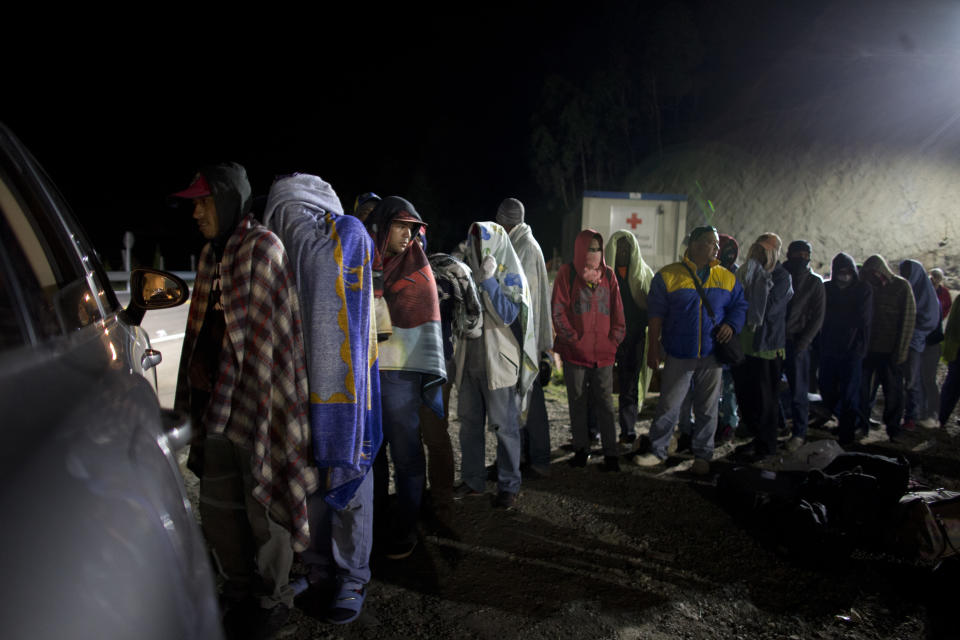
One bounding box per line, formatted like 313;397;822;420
486;463;498;482
676;433;692;454
293;580;335;619
599;456;621;472
249;603;292;640
618;433;637;445
493;491;517;509
568;449;588;467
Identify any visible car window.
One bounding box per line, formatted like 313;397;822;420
0;160;102;343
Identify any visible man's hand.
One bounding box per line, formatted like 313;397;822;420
714;323;734;343
480;255;497;281
646;340;662;371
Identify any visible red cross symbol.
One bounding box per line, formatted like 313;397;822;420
626;213;642;229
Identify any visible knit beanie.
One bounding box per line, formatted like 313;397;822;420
496;197;525;226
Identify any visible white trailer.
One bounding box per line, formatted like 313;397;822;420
580;191;688;272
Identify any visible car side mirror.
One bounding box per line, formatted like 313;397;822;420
121;268;190;326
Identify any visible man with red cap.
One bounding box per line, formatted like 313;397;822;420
172;163;316;639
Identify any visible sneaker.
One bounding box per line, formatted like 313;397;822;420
568;449;588;467
619;433;637;445
918;417;939;429
690;458;710;475
385;538;417;560
453;483;484;499
632;453;665;467
493;491;517;509
785;436;805;452
599;456;621;472
902;419;916;432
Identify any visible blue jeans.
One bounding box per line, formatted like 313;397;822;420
648;354;722;460
377;370;426;543
458;367;522;494
302;469;373;590
522;378;551;468
784;342;812;440
903;347;925;422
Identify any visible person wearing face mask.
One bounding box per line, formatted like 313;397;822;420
818;253;873;445
552;229;626;472
781;240;825;451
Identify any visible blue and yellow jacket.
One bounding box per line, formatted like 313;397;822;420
648;255;748;359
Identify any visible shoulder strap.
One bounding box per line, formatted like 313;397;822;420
681;262;717;321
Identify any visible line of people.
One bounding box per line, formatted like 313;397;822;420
171;165;556;638
170;162;956;639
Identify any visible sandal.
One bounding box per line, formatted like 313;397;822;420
325;583;366;625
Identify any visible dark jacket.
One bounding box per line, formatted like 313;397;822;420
784;258;826;352
821;252;873;358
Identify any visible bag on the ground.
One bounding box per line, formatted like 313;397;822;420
890;488;960;565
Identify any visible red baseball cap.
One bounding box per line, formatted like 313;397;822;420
170;173;212;199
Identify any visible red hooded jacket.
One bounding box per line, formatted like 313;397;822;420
551;229;626;367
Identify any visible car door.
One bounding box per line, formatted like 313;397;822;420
0;123;222;640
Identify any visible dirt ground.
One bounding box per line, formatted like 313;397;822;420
182;365;960;640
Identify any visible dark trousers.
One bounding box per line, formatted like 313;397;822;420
418;381;454;524
819;353;863;445
861;351;904;438
784;341;812;440
616;330;645;438
732;354;783;455
939;358;960;426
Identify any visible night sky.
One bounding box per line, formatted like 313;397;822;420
4;1;828;270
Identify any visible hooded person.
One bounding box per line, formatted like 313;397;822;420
899;259;942;430
605;230;655;445
552;229;626;471
859;254;916;440
730;234;793;462
497;197;554;477
818;252;873;444
262;174;381;624
455;221;538;509
781;240;825;451
173;163;317;632
718;233;740;273
363;196;445;560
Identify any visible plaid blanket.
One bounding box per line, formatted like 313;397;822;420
175;215;318;552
